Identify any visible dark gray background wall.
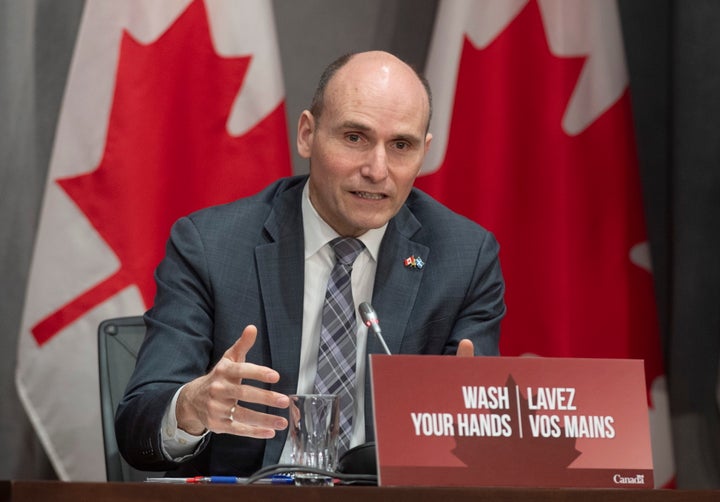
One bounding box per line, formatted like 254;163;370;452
1;0;718;488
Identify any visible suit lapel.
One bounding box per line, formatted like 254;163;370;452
255;180;305;464
364;204;428;438
370;205;427;354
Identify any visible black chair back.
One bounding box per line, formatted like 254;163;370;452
98;316;160;482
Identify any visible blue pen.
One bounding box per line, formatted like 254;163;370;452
147;475;294;485
145;476;236;484
201;476;240;484
261;474;295;485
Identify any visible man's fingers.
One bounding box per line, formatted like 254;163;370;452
178;325;291;436
229;406;288;431
219;360;282;386
193;324;292;439
234;384;289;410
229;423;280;439
216;325;280;385
224;324;258;363
206;401;288;437
456;339;474;357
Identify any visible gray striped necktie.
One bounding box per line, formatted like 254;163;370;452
314;237;365;456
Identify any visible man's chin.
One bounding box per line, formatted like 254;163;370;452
352;216;391;234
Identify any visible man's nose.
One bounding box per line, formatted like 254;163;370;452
361;145;389;181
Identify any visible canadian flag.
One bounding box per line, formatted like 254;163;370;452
416;0;675;487
15;0;290;481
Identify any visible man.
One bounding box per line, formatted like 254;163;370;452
116;50;505;476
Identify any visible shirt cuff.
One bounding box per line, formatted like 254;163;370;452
160;385;209;461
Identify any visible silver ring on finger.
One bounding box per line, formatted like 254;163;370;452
229;405;236;423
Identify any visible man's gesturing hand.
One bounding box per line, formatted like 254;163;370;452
456;338;475;357
175;325;290;437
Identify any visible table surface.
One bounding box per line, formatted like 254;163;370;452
2;480;720;502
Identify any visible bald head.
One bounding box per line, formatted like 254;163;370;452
310;51;433;132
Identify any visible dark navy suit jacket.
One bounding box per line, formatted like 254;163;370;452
116;175;506;476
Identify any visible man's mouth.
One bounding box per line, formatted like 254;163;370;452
353;191;386;200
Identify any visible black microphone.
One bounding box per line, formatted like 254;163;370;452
336;302;388;480
359;302;391;355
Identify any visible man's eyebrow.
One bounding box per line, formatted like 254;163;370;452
338;120;371;131
393;133;423;145
337;121;423;144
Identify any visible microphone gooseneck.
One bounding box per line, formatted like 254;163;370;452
359;302;391;355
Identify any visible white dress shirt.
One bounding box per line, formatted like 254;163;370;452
161;180;386;462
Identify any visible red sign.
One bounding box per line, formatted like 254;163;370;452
370;355;653;488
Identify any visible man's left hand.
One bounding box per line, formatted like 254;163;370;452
456;339;474;357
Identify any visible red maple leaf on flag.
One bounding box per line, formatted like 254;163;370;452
33;0;291;345
416;1;662;386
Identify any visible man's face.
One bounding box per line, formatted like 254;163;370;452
297;54;432;237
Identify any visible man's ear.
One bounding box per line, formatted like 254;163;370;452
297;110;315;159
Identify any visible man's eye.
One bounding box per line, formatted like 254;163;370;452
395;141;410;150
347;134;361;142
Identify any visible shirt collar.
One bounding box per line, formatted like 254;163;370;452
302;180;387;261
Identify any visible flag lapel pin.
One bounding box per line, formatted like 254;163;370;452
403;255;425;269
